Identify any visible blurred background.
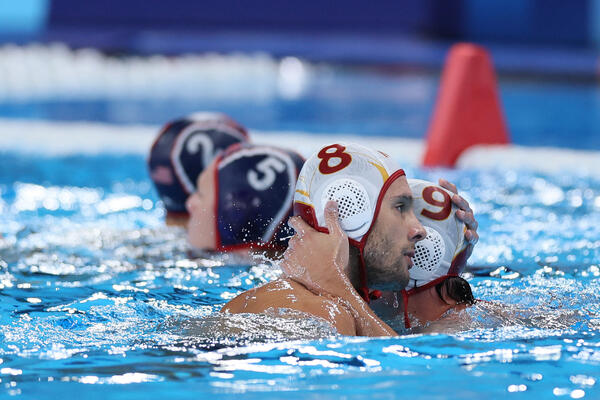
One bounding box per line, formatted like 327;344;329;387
1;0;600;150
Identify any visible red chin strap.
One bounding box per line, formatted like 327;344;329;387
294;169;406;303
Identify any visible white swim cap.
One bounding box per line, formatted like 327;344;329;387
407;179;468;289
293;143;406;301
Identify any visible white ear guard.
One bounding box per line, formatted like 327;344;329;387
320;178;372;238
413;226;445;273
408;179;467;289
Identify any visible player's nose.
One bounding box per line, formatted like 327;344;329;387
408;213;426;243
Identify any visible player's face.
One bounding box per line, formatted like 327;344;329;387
185;160;217;250
363;176;426;290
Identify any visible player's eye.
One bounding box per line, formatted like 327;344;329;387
395;202;407;211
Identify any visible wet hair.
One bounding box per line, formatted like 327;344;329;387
435;276;475;306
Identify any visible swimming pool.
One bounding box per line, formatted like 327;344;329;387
1;49;599;399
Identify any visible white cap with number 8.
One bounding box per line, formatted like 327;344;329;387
294;142;401;242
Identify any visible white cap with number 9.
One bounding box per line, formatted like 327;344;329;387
408;179;468;289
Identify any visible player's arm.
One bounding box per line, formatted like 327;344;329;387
281;202;397;337
221;279;358;336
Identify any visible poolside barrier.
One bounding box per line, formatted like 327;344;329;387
422;43;510;167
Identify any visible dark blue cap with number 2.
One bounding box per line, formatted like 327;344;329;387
214;144;305;251
148;112;249;215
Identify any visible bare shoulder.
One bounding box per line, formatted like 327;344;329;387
221;278;357;336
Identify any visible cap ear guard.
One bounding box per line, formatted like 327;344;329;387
320;178;372;239
409;226;446;285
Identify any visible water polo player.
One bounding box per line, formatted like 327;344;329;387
185;143;305;255
222;143;430;336
148;112;249;226
371;179;476;330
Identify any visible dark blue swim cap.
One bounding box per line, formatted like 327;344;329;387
148;112;249;215
214;144;305;252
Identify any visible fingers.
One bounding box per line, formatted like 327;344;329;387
438;178;479;246
288;215;310;237
464;229;479;245
324;200;345;237
438;178;458;194
456;209;478;230
451;193;471;212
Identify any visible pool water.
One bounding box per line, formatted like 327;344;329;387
1;145;599;399
1;50;600;399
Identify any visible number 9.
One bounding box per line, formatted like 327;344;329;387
420;186;452;221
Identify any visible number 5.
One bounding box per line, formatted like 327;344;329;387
247;157;286;191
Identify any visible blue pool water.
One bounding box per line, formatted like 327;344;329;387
1;54;600;399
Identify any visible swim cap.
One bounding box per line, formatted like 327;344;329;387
406;179;468;290
148;112;249;215
293;143;405;301
396;179;471;329
214;144;305;252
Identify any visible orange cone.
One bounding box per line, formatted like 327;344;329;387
422;43;510;167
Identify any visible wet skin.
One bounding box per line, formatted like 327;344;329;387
222;175;426;336
271;178;479;334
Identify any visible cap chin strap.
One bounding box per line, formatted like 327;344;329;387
351;169;405;303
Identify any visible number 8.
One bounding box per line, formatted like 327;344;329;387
318;144;352;174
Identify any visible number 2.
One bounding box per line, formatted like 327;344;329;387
186;133;215;165
421;186;452;220
247;157;286;191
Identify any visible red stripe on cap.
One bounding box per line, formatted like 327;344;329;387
293;202;329;235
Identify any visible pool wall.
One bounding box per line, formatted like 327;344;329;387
2;1;600;76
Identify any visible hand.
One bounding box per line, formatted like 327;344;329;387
280;201;352;300
438;178;478;259
282;202;398;337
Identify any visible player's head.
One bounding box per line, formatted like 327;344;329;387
148;112;249;224
407;179;471;290
399;179;475;328
293;143;425;301
186;143;305;253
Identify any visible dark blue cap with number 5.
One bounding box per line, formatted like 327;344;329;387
214;144;305;252
148;112;249;216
